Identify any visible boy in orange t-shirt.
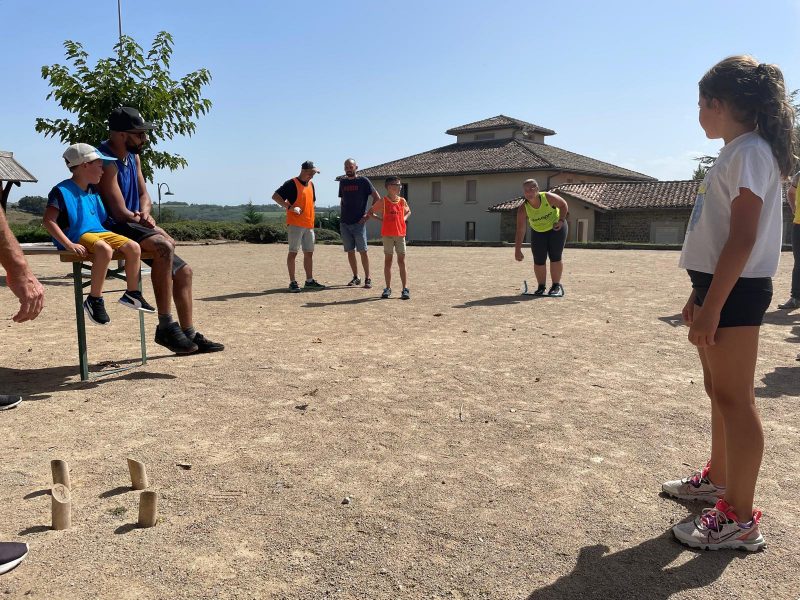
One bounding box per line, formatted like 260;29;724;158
369;176;411;299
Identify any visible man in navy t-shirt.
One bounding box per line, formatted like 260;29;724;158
338;158;380;288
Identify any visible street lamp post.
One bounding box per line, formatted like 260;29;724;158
156;182;173;222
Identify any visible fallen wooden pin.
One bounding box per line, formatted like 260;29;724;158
138;491;158;528
127;458;149;490
50;459;71;489
51;484;71;530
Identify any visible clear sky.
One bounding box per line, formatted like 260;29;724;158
1;0;798;207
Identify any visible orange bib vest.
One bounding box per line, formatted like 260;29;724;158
286;178;315;228
381;197;407;237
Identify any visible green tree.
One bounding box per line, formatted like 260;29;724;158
243;201;264;224
35;32;212;182
17;195;48;215
158;207;179;224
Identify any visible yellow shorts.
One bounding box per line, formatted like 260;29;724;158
78;231;132;252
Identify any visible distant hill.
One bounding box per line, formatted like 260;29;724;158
157;203;340;222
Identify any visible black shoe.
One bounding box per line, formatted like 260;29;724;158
83;295;110;325
155;322;198;354
0;542;28;575
401;287;410;300
0;395;22;411
381;287;391;299
289;281;301;293
304;279;325;289
532;284;547;296
192;332;224;353
548;283;564;297
118;290;156;313
347;276;361;287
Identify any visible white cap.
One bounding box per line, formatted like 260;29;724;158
63;143;116;168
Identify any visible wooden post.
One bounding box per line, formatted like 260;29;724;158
138;491;158;528
50;459;71;489
51;484;71;530
127;458;148;490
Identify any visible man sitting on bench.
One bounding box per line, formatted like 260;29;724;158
42;143;156;325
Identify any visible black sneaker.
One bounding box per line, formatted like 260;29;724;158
347;276;361;287
401;288;410;300
192;332;224;353
83;295;110;325
381;287;391;299
364;278;372;289
155;322;198;354
0;542;28;575
0;395;22;411
533;284;547;296
289;281;301;293
304;279;325;289
118;290;156;313
548;283;564;297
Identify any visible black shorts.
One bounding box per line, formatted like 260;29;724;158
108;222;187;276
530;223;568;265
688;270;772;328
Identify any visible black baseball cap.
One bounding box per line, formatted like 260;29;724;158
109;107;155;132
301;160;320;173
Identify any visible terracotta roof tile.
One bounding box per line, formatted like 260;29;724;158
445;115;556;136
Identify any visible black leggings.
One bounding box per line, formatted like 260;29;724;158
792;223;800;298
530;224;568;265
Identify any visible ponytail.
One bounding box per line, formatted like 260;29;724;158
700;55;797;177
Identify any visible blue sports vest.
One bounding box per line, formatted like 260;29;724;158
50;179;108;249
97;141;139;222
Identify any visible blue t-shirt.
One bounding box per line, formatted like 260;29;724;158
47;180;109;249
338;176;376;225
97;141;139;224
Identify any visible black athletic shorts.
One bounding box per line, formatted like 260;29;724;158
530;223;568;265
688;270;772;328
108;222;188;276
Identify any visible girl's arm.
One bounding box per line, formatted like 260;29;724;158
789;183;797;216
547;193;569;230
688;187;762;347
42;206;87;256
514;204;527;261
403;199;411;221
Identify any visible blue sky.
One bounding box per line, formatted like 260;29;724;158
1;0;798;207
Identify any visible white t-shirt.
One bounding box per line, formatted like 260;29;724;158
679;131;782;278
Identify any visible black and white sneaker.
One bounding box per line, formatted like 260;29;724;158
0;395;22;411
347;276;361;287
533;284;547;296
0;542;28;575
83;295;110;325
154;322;198;354
548;283;565;297
289;281;301;293
119;290;156;313
364;278;372;289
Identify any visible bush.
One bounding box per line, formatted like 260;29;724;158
10;224;51;243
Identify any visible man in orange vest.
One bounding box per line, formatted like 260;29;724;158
272;161;325;292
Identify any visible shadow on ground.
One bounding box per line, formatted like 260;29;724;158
453;295;542;309
526;531;741;600
303;297;382;308
199;288;289;302
0;365;176;401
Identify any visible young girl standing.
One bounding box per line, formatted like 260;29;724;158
663;56;796;551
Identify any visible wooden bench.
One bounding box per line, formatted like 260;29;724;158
21;243;153;381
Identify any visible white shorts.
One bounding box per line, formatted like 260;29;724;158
288;225;315;253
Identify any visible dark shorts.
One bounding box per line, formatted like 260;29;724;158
108;222;187;276
688;270;772;328
530;224;568;265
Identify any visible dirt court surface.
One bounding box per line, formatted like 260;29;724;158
2;243;799;600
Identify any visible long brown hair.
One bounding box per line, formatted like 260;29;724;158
699;55;797;177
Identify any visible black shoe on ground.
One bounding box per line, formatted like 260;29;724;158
364;277;372;289
533;284;547;296
381;287;391;299
83;295;110;325
304;279;325;289
192;332;224;353
0;542;28;575
548;283;564;297
155;322;198;354
289;281;301;293
0;395;22;411
401;287;410;300
118;290;156;313
347;276;361;287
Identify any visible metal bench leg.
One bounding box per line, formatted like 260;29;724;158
72;262;89;381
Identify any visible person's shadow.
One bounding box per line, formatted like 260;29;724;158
526;531;739;600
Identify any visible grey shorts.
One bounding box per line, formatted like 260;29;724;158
382;236;406;255
108;222;187;276
288;225;315;253
340;221;368;253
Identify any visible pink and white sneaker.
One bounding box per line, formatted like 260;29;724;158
672;499;765;551
662;461;725;503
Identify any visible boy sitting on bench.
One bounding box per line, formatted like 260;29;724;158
42;143;155;325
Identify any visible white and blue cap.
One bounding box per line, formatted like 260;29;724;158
63;143;116;168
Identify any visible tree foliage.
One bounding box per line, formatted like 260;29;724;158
35;32;212;182
17;195;48;215
243;201;264;224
